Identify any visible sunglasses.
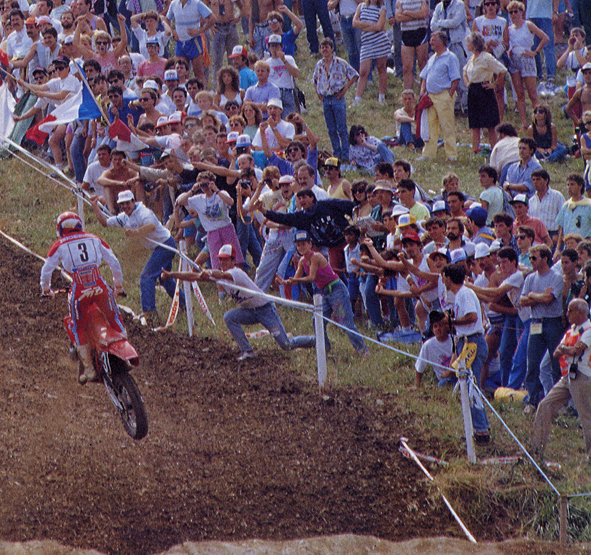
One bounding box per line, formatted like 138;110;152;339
354;188;366;194
530;256;538;261
517;235;527;240
96;40;109;45
509;9;521;13
534;108;546;113
483;2;498;5
139;97;151;102
287;147;300;154
48;69;57;74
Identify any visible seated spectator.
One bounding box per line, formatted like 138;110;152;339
510;193;552;247
214;66;245;109
241;101;263;139
527;104;568;164
394;89;423;150
478;165;503;225
137;37;167;79
348;124;395;171
501;137;542;198
490;122;520;175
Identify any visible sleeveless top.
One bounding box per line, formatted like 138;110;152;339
220;91;243;107
532;124;552;149
508;22;534;57
301;257;338;289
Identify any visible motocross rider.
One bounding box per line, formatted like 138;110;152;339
40;211;126;384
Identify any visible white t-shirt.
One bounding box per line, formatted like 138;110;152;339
83;160;112;197
409;257;439;303
501;269;531;322
252;120;295;149
106;201;171;249
453;285;484;336
222;266;268;309
266;55;297;89
187;193;232;232
415;335;453;379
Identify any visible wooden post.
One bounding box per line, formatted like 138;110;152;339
559;495;568;549
313;294;327;388
458;361;476;463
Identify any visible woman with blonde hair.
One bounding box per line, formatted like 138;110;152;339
504;0;549;130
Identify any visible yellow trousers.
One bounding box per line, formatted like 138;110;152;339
422;90;457;160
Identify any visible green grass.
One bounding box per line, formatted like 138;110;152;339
1;36;591;544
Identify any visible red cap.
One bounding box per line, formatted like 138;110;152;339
401;230;421;243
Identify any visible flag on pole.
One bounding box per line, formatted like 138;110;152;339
108;117;148;152
0;81;16;139
26;86;102;145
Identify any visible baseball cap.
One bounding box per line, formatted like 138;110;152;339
279;175;294;185
294;230;311;242
510;193;528;205
226;131;239;143
54;55;70;66
32;66;47;75
268;34;282;44
373;181;393;193
432;200;450;213
146;37;159;45
218;244;236;259
168;111;182;124
401;230;421;243
229;45;248;58
37;15;52;24
156;116;170;128
450;248;467;263
267;98;283;109
63;35;74;45
25;17;36;26
236;134;251;148
164;69;178;81
466;205;488;227
324;157;340;168
489;239;502;252
474;243;490;259
117;190;135;203
582;63;591;71
397;213;417;228
142;79;158;91
429;247;450;261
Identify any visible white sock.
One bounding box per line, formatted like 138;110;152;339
378;94;385;101
354;96;362;102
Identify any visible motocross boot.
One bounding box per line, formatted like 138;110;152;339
76;344;96;384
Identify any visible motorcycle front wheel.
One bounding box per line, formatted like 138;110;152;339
110;371;149;440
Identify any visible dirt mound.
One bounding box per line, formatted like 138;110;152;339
0;237;514;555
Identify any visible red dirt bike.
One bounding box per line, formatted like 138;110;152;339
59;290;149;440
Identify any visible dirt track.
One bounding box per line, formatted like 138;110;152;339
0;237;517;555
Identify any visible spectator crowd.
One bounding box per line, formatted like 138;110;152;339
4;0;591;457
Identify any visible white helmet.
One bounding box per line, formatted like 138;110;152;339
56;211;82;238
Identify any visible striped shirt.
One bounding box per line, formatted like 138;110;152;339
398;0;428;31
528;188;566;233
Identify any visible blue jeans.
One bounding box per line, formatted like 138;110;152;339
530;17;555;79
499;314;519;386
362;273;384;328
280;88;297;119
236;218;262;273
322;95;349;161
139;236;185;312
525;317;564;406
376;141;396;166
321;279;368;354
340;15;361;72
302;0;335;53
224;302;315;353
536;143;568;163
347;271;360;304
457;333;490;433
255;230;295;293
508;318;529;389
70;132;87;183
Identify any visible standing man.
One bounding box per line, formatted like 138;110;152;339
90;191;184;323
555;174;591;255
313;37;358;163
166;0;216;84
528;169;565;248
430;0;468;113
417;31;461;162
520;245;564;412
532;299;591;462
265;34;299;117
441;263;491;444
328;0;362;72
243;60;281;119
209;0;243;84
300;0;335;55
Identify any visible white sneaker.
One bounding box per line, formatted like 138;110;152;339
237;350;256;361
350;98;362;108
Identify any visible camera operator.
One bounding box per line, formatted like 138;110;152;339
532;298;591;462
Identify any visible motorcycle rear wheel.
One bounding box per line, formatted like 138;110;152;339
110;371;149;440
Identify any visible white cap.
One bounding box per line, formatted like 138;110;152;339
142;79;158;91
391;204;410;217
117;190;135;203
474;243;490;259
278;175;294;184
236;134;251;148
164;69;178;81
168;111;182;124
450;248;467;263
267;98;283;109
